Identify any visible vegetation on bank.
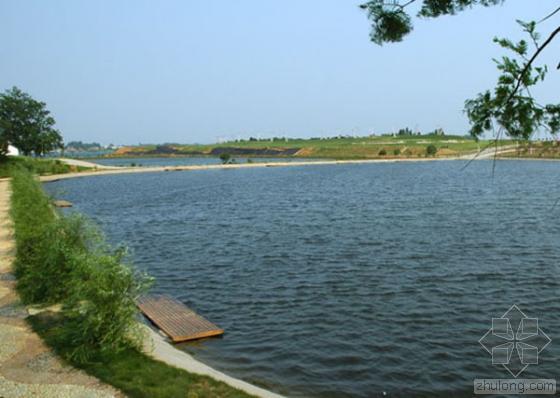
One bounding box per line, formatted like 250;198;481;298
11;168;151;359
0;156;89;178
10;168;255;398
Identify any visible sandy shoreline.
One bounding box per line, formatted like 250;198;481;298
40;156;467;182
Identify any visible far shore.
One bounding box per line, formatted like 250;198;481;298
36;151;560;183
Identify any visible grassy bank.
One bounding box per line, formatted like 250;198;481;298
0;156;88;178
10;168;255;398
110;135;516;160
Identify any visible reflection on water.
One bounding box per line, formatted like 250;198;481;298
46;160;560;398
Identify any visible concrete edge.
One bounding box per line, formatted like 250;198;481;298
142;325;285;398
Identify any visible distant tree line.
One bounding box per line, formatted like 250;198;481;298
65;141;103;151
229;128;461;143
383;127;448;137
0;87;63;158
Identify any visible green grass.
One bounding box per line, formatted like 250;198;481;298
0;156;88;178
29;313;255;398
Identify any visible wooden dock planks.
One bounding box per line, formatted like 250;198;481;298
137;295;224;343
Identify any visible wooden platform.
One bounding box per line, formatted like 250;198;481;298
53;200;73;208
137;295;224;343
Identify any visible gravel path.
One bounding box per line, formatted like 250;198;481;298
56;158;119;169
0;180;122;398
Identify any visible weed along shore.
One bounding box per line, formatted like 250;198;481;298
3;169;283;398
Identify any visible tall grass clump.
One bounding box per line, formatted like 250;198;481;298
10;167;59;302
10;167;152;362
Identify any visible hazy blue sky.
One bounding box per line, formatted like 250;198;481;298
1;1;558;144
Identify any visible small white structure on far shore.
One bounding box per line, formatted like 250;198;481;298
7;145;20;156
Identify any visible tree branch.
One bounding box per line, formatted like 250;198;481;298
538;5;560;24
379;0;417;9
400;0;418;8
506;25;560;104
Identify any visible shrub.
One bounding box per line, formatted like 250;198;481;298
219;153;231;164
378;149;387;156
393;148;401;156
16;215;91;304
61;244;152;362
426;144;438;156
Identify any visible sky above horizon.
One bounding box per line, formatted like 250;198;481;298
1;1;559;145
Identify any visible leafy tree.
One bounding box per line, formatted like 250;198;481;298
361;1;560;140
465;21;560;139
0;126;7;158
0;87;63;156
360;0;504;44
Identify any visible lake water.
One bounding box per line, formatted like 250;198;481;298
45;160;560;398
93;156;321;167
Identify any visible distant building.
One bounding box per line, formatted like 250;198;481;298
7;144;19;156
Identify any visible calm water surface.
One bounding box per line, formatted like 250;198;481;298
46;160;560;397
